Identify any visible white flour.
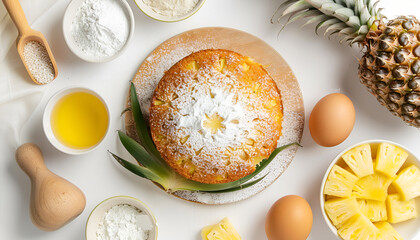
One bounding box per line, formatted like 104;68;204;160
142;0;199;17
71;0;129;58
96;204;152;240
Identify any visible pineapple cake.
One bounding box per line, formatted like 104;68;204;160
276;0;420;127
149;49;283;184
323;142;420;240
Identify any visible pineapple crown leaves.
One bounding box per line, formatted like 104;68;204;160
109;83;300;193
273;0;385;44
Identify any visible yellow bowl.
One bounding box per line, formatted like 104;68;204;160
43;87;110;155
320;140;420;239
85;196;158;240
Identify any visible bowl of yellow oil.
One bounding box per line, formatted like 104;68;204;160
43;87;110;154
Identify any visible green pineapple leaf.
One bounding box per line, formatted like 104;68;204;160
109;151;169;189
118;130;172;177
129;82;163;161
274;0;384;43
201;174;268;193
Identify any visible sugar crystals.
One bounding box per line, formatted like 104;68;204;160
23;41;55;84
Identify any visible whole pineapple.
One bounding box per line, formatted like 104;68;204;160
275;0;420;127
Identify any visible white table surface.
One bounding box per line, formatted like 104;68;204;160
1;0;419;239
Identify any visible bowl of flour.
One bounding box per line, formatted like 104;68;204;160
86;196;157;240
134;0;206;22
63;0;134;62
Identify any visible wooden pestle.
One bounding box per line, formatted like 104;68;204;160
15;143;86;231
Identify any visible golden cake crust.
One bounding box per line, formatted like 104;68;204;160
149;49;283;184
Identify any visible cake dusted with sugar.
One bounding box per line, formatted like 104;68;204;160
149;49;283;184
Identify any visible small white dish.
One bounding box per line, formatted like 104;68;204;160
134;0;206;22
86;196;158;240
62;0;135;63
43;87;110;155
320;140;420;239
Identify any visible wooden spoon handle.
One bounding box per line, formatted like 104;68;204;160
2;0;31;36
16;143;47;178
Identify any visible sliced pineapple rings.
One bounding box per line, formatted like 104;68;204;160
324;142;420;240
393;165;420;201
374;222;403;240
325;198;360;226
375;143;408;177
341;144;374;178
386;194;417;223
324;165;358;198
352;173;393;202
201;218;241;240
337;214;379;240
357;199;387;222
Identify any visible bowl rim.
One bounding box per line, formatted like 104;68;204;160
319;139;420;238
85;195;158;240
133;0;206;23
62;0;135;63
42;86;110;155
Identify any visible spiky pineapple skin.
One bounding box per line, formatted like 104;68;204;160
359;16;420;127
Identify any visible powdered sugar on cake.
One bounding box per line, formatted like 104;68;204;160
133;40;215;119
177;87;254;148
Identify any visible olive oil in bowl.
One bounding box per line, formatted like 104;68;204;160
44;88;109;154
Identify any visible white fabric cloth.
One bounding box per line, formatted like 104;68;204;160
0;0;58;148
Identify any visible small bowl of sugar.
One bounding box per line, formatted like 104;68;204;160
134;0;206;22
86;196;158;240
63;0;135;63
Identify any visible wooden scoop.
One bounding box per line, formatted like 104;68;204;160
2;0;57;84
16;143;86;231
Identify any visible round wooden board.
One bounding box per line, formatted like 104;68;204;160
124;27;304;204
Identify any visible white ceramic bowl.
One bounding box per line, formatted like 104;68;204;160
43;87;110;155
320;140;420;239
134;0;206;22
62;0;135;63
86;196;158;240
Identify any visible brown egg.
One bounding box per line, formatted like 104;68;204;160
309;93;355;147
265;195;313;240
